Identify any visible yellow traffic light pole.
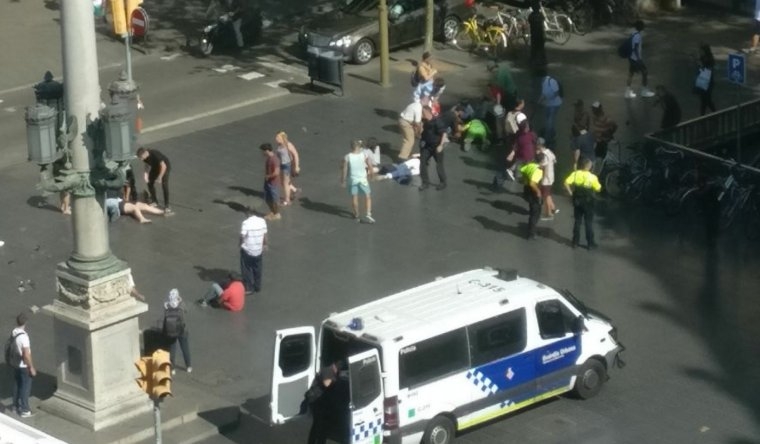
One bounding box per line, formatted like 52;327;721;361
109;0;143;81
135;349;172;444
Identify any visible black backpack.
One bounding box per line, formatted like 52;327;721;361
617;32;637;58
163;308;185;339
410;68;421;87
4;332;25;368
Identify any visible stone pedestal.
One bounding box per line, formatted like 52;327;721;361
41;262;150;431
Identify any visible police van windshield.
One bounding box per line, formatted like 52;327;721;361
320;327;381;368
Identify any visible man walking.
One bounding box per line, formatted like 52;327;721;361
341;139;375;223
520;152;545;240
240;211;267;293
744;0;760;54
9;313;36;417
564;157;602;249
537;70;563;147
625;20;655;99
260;143;281;221
398;95;427;160
136;147;172;213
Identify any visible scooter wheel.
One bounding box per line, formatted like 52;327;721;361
200;39;214;56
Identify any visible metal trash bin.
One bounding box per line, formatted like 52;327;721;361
307;46;344;95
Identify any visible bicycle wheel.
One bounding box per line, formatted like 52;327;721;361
491;31;509;59
547;16;572;45
452;27;476;51
571;4;593;35
604;168;624;200
743;193;760;240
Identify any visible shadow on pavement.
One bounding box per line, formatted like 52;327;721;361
228;186;264;199
0;365;57;410
475;197;528;215
298;197;354;219
193;265;234;283
26;196;60;213
212;199;250;214
472;215;526;239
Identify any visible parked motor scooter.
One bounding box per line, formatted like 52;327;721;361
199;11;263;56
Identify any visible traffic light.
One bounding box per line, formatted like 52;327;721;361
135;356;153;394
150;349;173;399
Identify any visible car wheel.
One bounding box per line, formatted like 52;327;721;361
422;416;455;444
572;359;606;399
352;38;374;64
442;16;460;42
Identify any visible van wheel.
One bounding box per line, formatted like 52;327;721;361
573;359;606;399
422;416;455;444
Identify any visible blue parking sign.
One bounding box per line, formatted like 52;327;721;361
728;53;746;85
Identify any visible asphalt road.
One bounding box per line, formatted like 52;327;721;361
1;2;760;444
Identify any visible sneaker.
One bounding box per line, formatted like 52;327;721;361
198;299;208;307
364;215;376;224
540;216;554;221
186;367;193;373
280;200;290;206
506;169;516;181
553;208;560;215
640;88;655;98
624;88;636;99
19;410;33;418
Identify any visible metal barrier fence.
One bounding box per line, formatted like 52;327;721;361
646;97;760;175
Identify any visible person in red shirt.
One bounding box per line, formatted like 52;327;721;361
198;273;245;311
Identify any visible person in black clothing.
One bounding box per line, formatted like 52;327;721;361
528;0;546;70
418;106;461;191
654;85;682;129
306;362;348;444
136;146;172;212
694;43;716;115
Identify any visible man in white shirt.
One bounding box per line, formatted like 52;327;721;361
397;95;428;160
240;213;267;294
538;72;563;147
10;313;36;418
625;20;655;99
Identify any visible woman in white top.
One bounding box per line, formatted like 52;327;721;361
274;131;301;206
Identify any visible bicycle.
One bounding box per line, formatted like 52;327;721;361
452;6;509;57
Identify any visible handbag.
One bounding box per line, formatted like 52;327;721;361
694;68;711;91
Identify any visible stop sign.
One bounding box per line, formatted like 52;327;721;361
130;7;149;37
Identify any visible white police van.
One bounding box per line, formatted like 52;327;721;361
270;268;624;444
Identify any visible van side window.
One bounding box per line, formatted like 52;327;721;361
399;328;469;389
469;308;527;366
535;300;576;339
279;333;312;377
349;354;381;410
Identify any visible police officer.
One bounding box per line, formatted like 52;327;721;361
563;157;602;249
520;152;546;240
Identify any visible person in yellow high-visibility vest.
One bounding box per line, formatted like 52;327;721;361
519;152;545;240
563;157;602;249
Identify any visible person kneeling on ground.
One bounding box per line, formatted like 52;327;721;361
198;272;245;311
105;197;172;224
461;118;490;152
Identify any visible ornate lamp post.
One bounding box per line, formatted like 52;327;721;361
24;0;149;431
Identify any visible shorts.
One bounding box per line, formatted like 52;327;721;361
540;185;552;198
628;59;646;75
264;181;279;203
280;163;291;175
754;19;760;35
348;180;370;196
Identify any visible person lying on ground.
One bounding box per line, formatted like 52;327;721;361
105;197;172;224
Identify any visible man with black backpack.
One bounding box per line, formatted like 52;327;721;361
163;289;192;375
622;20;655;99
5;313;36;418
537;68;563;148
